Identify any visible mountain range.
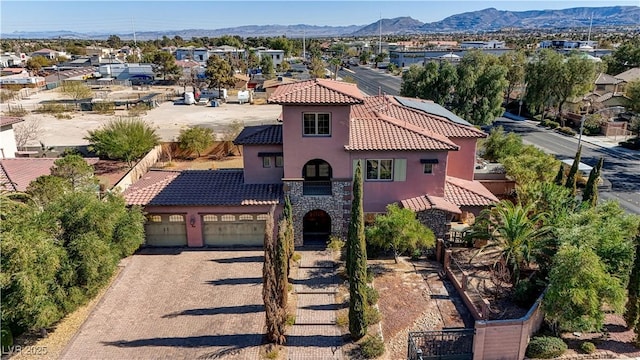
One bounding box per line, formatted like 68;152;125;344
2;6;639;40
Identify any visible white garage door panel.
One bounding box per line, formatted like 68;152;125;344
145;214;188;247
203;214;266;247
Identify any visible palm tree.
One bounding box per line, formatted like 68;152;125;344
467;200;550;284
329;57;341;80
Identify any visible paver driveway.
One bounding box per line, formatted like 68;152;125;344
61;248;265;360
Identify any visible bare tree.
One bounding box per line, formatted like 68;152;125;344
13;118;42;150
221;120;244;156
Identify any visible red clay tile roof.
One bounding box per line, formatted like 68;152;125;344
0;158;99;192
122;170;181;205
234;125;282;145
346;111;458;151
352;96;485;138
268;78;365;105
123;169;282;206
444;176;499;207
0;116;24;127
401;194;462;214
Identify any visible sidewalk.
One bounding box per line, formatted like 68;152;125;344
287;248;344;360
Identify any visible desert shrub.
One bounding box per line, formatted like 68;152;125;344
580;341;596;354
525;336;567;359
619;138;640;150
364;286;379;306
264;348;279;359
291;252;301;262
557;127;576;136
411;249;422;260
36;103;72;114
54;113;72;119
327;235;345;251
92;101;115;114
360;335;385;358
5;107;28;117
365;307;382;326
540;119;559;129
0;90;17;102
128;103;151;116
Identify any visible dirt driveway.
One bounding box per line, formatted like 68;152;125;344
61;249;265;360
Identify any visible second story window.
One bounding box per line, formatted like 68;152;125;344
263;157;272;168
366;159;393;181
303;113;331;136
275;156;284;167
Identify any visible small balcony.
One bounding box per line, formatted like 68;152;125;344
303;181;332;196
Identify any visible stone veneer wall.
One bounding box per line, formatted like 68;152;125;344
416;209;450;241
284;179;352;246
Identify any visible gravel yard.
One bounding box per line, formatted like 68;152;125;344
2;87;282;147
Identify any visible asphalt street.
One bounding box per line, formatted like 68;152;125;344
338;66;401;96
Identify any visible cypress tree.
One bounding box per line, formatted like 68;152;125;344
565;145;582;195
348;161;368;339
263;208;286;344
283;195;295;276
276;218;289;309
582;157;603;207
554;162;564;186
627;229;640;336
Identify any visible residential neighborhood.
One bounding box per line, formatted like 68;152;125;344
1;2;640;360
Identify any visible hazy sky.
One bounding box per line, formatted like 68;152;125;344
1;0;638;33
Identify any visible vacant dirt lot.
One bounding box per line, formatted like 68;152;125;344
2;87;281;147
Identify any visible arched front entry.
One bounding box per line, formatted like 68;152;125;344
303;209;331;245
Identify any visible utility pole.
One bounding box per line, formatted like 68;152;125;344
378;14;382;55
302;30;306;61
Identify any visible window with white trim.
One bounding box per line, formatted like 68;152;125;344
203;215;218;222
221;215;235;221
303;113;331;136
257;214;269;220
366;159;393;181
263;156;272;168
275;155;284;167
423;163;433;174
147;215;162;222
239;214;254;221
169;215;185;222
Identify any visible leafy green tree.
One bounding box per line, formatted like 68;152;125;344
564;145;582;195
50;154;96;192
551;54;596;126
359;50;371;65
205;55;234;92
604;39;640;75
525;49;562;116
468;200;549;284
544;245;625;332
246;50;260;70
582;157;604;207
499;50;527;103
348;160;367;340
177;126;214;158
262;209;286;344
150;51;180;80
260;55;275;80
400;64;425;98
26;175;71;207
479;126;524;162
25;56;53;72
269;37;293;57
501;145;559;186
106;35;122;49
624;228;640;331
85;117;160;168
558;201;639;286
626;80;640;113
366;204;435;263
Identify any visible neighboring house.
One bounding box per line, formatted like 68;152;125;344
0;116;24;159
210;46;246;61
253;47;285;68
1;68;27;76
176;59;205;79
30;48;67;60
123;79;497;248
233;73;250;90
0;73;46;88
98;63;154;81
0;157;99;191
261;76;298;97
594;72;623;95
0;53;26;68
615;67;640;93
175;47;210;63
85;46;112;57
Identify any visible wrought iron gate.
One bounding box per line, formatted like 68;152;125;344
408;328;474;360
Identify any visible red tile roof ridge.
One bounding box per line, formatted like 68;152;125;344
446;176;499;202
268;78;364;105
401;194;461;214
314;78;365;100
0;116;25;127
373;110;459;150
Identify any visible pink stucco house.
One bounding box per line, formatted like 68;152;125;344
123;79;497;247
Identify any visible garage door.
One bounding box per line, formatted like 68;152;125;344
144;214;188;247
202;214;267;247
